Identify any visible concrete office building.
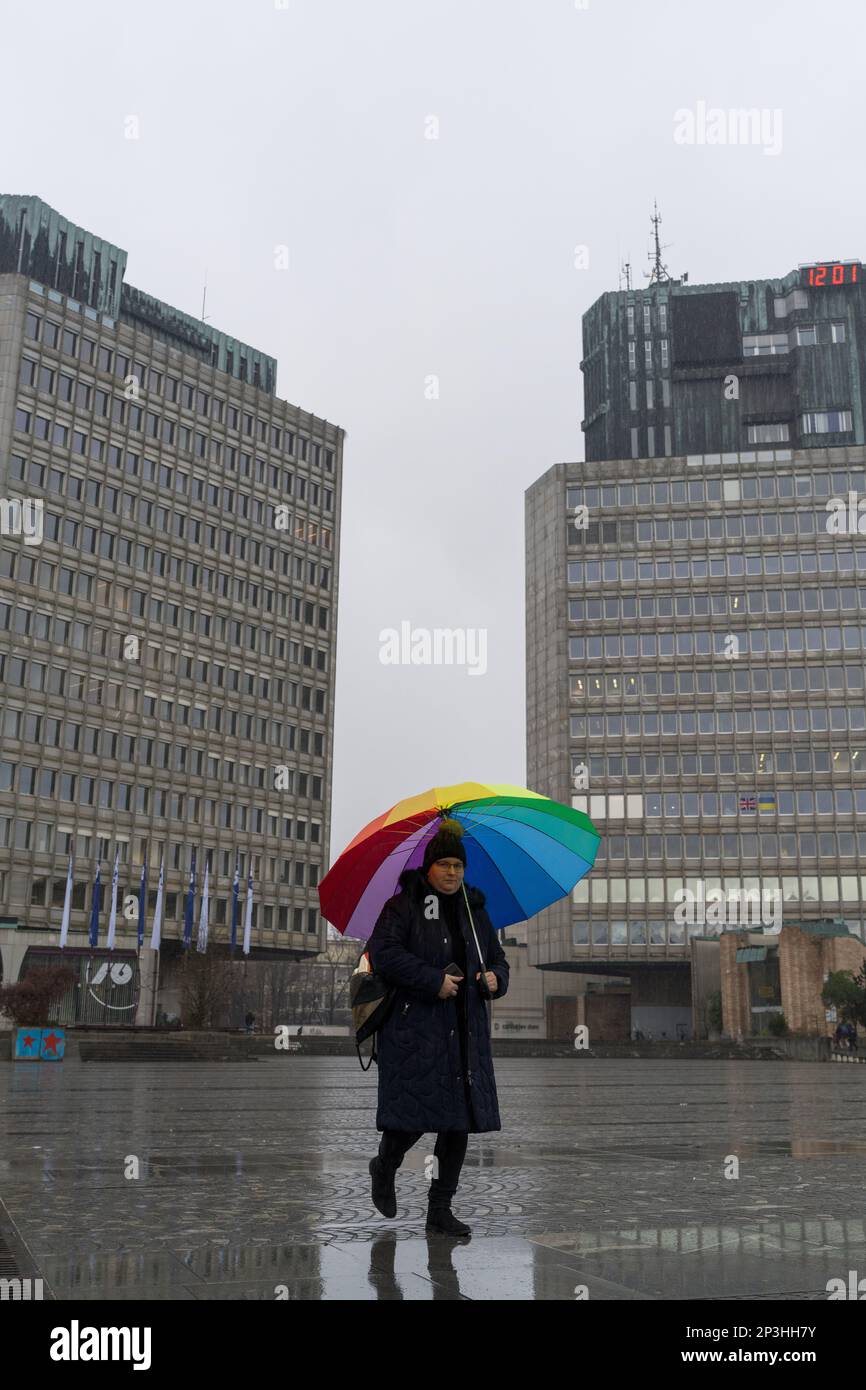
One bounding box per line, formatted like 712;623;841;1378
581;259;865;463
528;440;866;1039
0;196;343;1023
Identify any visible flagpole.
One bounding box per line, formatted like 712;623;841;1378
149;860;165;1028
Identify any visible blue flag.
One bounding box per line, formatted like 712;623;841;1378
183;848;197;949
89;863;101;948
230;861;240;950
138;857;147;949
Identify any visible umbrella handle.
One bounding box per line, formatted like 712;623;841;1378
461;882;493;1005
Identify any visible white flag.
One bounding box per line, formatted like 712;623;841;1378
59;854;74;948
106;851;120;949
197;862;210;953
242;871;254;955
150;861;164;951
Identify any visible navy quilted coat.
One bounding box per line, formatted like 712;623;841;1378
366;866;510;1133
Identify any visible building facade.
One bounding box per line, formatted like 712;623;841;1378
527;442;866;1038
0;196;343;1015
581;261;865;464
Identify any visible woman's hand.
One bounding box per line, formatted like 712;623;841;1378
476;971;498;993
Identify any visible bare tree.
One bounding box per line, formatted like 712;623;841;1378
179;952;236;1030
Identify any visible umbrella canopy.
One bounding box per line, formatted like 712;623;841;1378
318;780;600;940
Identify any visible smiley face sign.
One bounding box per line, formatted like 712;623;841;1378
87;958;136;1011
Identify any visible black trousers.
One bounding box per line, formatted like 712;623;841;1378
378;1128;469;1198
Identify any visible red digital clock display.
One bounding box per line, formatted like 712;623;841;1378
801;262;861;287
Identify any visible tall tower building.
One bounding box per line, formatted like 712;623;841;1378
0;196;343;1020
581;259;864;463
528;254;866;1040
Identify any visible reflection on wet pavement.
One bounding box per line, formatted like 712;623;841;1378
1;1057;864;1299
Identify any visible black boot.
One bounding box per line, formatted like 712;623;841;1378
369;1156;397;1218
425;1179;471;1237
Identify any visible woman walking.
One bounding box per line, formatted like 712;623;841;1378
366;820;509;1236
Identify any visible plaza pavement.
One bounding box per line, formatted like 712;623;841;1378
1;1056;864;1300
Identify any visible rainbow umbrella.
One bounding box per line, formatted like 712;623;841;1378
318;781;600;941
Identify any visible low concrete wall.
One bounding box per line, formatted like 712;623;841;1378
0;1030;838;1062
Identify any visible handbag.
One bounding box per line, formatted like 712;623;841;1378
349;949;396;1070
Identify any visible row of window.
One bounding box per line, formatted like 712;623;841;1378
0;822;322;892
573;789;866;819
10;448;332;516
627;339;670;372
6;561;329;661
568;548;866;586
3;821;316;883
594;830;866;862
12;403;333;495
570;706;866;739
0;590;326;674
628;378;672;411
0;658;326;755
0;740;322;795
29;513;332;592
4;874;320;935
742;322;846;354
572;665;866;700
572;920;866;947
626;303;669;336
567;469;865;510
569;509;848;546
569;625;866;661
569;587;866;623
573;921;690;945
576;748;863;780
23;306;335;471
2;548;330;618
572;873;866;906
0;777;324;834
0;600;327;708
0;608;327;715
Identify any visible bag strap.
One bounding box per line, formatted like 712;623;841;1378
357;1031;379;1072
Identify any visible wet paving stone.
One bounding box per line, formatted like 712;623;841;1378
1;1056;864;1300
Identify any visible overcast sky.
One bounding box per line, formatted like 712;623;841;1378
3;0;865;865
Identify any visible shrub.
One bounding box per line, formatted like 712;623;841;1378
706;990;723;1033
0;967;76;1027
767;1011;788;1037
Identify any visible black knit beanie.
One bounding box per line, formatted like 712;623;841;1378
422;816;467;873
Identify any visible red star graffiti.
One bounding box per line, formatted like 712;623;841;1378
22;1033;36;1051
43;1032;60;1056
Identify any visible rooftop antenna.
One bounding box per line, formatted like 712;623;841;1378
619;256;632;291
644;200;672;285
201;269;210;323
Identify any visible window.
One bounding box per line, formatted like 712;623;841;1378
802;409;853;435
747;422;790;443
743;333;789;356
